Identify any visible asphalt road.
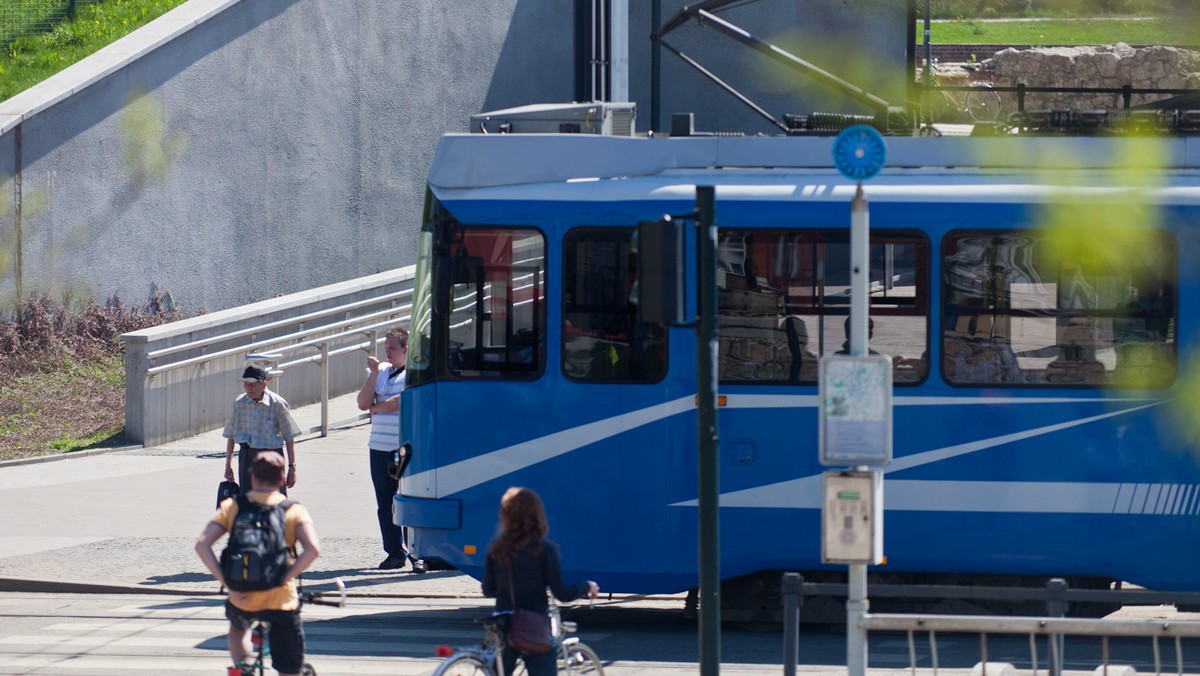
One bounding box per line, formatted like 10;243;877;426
3;394;1200;674
0;591;1017;675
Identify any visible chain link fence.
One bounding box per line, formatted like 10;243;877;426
1;0;102;47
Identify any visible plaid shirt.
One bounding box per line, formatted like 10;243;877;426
222;389;301;449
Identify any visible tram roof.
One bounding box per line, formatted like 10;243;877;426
428;133;1200;193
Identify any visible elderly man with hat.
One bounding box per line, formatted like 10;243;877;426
223;365;302;494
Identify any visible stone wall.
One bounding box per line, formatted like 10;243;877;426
984;43;1200;111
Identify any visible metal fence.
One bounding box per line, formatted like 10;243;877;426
121;266;417;447
1;0;99;46
781;575;1200;676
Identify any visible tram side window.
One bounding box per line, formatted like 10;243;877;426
942;232;1177;388
562;228;666;382
717;229;929;385
446;228;546;379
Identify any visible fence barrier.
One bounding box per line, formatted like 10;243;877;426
121;266;416;447
782;574;1200;676
0;0;99;46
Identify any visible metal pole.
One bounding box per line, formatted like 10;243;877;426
782;573;802;676
651;0;661;133
846;183;870;676
320;341;330;437
696;185;721;676
923;0;932;83
1047;578;1067;676
610;0;628;102
920;0;933;121
849;184;870;356
13;124;21;302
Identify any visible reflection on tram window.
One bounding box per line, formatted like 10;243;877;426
446;228;545;379
942;231;1177;388
562;228;666;383
716;229;929;385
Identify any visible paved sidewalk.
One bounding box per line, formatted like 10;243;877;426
0;392;481;599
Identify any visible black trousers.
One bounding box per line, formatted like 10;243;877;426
370;449;407;556
238;444;287;496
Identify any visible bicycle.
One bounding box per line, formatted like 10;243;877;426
922;64;1003;124
433;596;604;676
228;578;347;676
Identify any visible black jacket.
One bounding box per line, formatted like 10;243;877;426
482;539;589;613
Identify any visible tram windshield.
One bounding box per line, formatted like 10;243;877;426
406;225;436;387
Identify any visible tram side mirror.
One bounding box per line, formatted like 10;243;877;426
633;216;686;326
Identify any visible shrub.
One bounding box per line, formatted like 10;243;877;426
0;285;198;378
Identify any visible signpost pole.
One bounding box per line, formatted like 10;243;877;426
825;125;889;676
696;186;721;676
846;182;870;676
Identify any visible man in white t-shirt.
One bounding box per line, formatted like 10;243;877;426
356;327;423;571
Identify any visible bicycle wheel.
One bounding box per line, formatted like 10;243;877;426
561;642;604;676
923;89;955;124
434;654;493;676
964;86;1002;123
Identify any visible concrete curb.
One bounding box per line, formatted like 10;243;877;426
0;576;483;600
0;442;144;469
0;577;207;596
0;415;369;470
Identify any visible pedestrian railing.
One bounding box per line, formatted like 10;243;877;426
121;266;415;446
782;575;1200;676
860;613;1200;676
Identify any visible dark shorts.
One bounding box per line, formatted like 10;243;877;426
225;601;305;673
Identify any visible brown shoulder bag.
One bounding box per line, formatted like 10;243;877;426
505;565;553;655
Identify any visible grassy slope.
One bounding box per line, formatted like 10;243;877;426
0;353;125;460
928;17;1197;45
0;294;189;461
0;0;187;102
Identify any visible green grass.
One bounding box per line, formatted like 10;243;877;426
926;0;1171;19
0;0;187;102
927;17;1199;45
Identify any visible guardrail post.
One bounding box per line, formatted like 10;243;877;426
782;572;802;676
367;329;379;357
122;335;151;445
320;341;330;437
1047;577;1067;676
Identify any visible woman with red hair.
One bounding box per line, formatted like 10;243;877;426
482;487;599;676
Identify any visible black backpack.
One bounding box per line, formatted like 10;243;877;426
220;495;296;592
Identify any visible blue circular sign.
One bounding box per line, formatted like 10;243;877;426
832;124;886;182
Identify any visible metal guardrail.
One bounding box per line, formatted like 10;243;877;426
860;614;1199;676
122;267;416;446
781;574;1200;676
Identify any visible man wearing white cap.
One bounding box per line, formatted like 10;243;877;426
223;365;302;494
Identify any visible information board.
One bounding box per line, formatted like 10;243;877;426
818;355;893;466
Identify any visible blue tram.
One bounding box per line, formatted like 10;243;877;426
395;128;1199;607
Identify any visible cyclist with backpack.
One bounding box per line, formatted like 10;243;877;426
196;451;322;676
